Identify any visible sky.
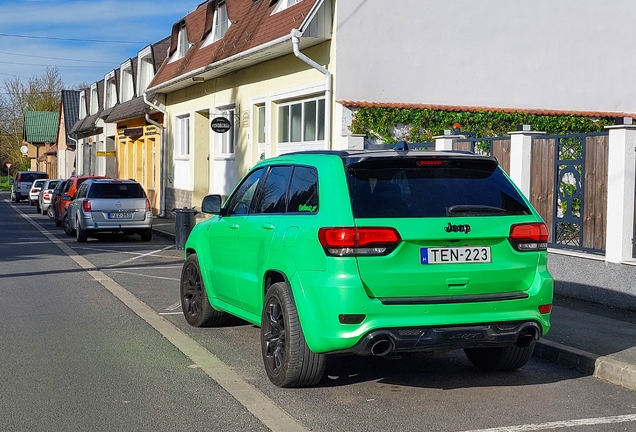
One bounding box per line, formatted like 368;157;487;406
0;0;199;90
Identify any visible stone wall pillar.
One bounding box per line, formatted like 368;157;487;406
604;124;636;263
508;129;545;199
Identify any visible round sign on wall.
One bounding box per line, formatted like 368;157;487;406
210;117;232;133
20;145;28;155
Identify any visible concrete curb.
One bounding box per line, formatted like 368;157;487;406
535;339;636;390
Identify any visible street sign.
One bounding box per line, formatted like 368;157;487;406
5;163;11;169
210;117;232;133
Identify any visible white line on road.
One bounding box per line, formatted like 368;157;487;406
11;202;309;432
166;301;182;311
111;270;180;281
159;312;184;315
457;414;636;432
106;245;175;268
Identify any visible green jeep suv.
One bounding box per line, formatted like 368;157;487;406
180;148;553;387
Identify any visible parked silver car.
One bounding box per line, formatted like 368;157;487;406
36;179;61;215
66;179;153;242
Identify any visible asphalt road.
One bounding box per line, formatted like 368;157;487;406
2;191;636;432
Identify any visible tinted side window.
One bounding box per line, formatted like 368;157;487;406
62;180;72;194
257;166;292;214
287;166;318;214
76;184;89;199
226;168;266;216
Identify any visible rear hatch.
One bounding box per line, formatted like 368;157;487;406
346;155;543;300
87;182;148;223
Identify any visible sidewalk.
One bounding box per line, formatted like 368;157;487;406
152;217;636;390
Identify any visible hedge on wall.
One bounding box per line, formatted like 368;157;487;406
349;108;617;143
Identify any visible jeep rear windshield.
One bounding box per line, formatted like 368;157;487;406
88;183;146;199
346;157;531;218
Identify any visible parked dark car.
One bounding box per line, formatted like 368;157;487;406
53;175;109;230
49;179;68;220
10;171;48;202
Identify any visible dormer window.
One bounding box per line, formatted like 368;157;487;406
90;84;99;115
272;0;302;14
137;46;154;93
120;61;134;103
203;2;231;47
177;23;189;58
79;92;87;119
104;71;117;109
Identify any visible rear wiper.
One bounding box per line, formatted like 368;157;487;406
448;205;507;214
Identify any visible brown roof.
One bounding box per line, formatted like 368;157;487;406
150;0;322;91
338;101;636;120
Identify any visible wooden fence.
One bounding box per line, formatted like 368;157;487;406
530;133;609;252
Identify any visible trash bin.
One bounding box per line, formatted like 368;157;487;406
172;207;198;250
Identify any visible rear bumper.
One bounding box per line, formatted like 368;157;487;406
78;212;153;231
289;260;553;354
337;321;541;356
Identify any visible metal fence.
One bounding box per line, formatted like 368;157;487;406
452;137;511;175
530;132;609;253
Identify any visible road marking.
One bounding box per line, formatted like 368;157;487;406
11;202;309;432
166;301;182;311
106;245;175;268
111;270;180;281
159;312;184;316
5;241;51;245
457;414;636;432
73;246;146;256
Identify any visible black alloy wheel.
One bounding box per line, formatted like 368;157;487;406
63;214;75;236
180;254;227;327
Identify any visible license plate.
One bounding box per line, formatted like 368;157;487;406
108;212;133;219
420;247;491;264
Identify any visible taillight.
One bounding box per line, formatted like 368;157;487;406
509;223;548;251
318;227;401;256
538;304;552;314
31;188;37;193
145;198;151;212
43;192;50;200
82;199;91;212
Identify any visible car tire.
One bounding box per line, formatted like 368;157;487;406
29;199;34;206
63;214;75;236
76;220;87;242
55;213;62;226
48;206;55;219
464;340;536;371
180;254;228;327
36;203;41;213
261;282;326;388
140;229;152;242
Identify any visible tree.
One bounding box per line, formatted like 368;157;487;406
0;67;63;174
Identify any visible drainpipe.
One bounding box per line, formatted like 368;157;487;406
67;135;77;177
143;92;168;217
291;29;332;149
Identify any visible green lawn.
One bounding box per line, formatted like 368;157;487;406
0;177;10;191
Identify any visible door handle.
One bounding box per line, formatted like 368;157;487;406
262;223;274;230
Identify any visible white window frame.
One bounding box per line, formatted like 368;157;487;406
79;92;87;119
137;46;154;93
104;71;117;109
277;96;325;153
272;0;302;14
120;60;134;103
89;83;99;115
214;105;235;160
203;2;231;47
170;24;190;62
175;114;190;160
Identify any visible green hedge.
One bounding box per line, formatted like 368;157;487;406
350;108;616;143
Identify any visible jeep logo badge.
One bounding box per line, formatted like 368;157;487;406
444;223;471;234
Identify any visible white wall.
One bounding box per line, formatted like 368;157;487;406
335;0;636;114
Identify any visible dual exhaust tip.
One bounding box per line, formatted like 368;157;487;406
367;325;539;357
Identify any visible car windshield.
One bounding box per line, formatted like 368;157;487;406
346;157;531;218
88;183;146;199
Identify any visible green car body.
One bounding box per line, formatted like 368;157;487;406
181;149;553;387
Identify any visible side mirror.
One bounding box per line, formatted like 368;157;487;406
62;195;72;201
201;195;223;214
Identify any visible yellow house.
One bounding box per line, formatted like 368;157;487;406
147;0;334;211
101;38;171;215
